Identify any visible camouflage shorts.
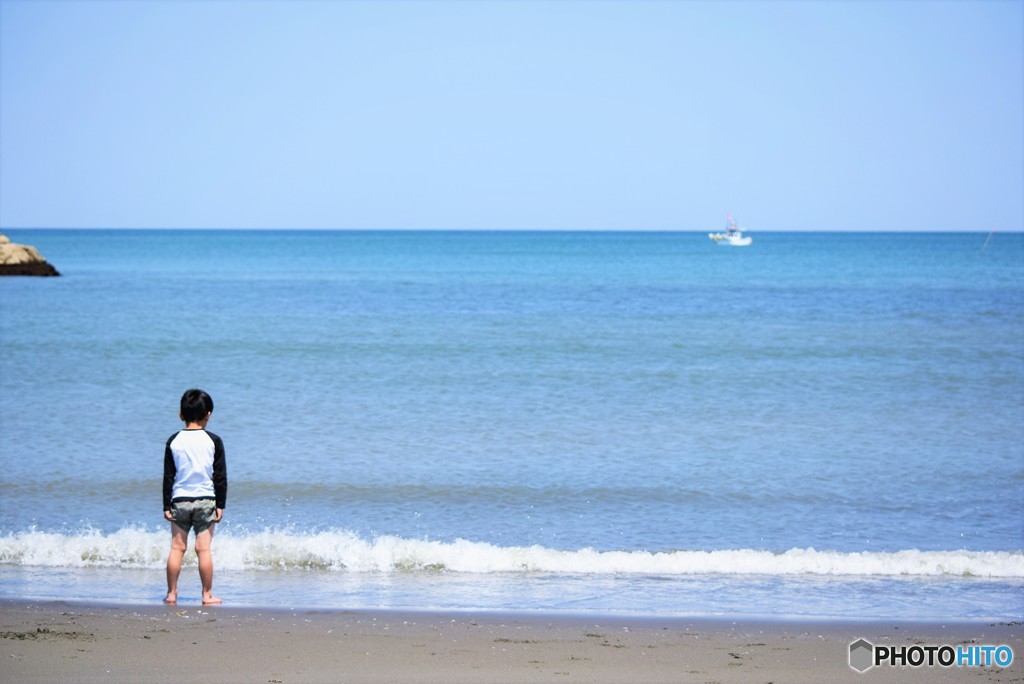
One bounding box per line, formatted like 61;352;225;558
169;499;218;534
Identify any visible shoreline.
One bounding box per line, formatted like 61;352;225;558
2;599;1019;683
1;596;1017;627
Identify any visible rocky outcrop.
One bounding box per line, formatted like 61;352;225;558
0;232;60;276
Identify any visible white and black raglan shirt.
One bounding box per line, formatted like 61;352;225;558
162;429;228;512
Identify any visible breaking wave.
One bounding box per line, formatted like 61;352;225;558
1;528;1020;578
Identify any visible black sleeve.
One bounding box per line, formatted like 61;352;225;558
212;435;228;510
162;436;177;511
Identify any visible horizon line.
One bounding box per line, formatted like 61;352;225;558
2;226;1018;234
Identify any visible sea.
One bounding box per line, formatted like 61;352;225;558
1;229;1021;621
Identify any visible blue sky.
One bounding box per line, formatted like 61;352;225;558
1;0;1021;231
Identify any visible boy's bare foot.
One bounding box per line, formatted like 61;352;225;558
163;592;177;605
202;595;223;605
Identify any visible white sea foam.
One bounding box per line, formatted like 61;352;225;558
1;528;1021;578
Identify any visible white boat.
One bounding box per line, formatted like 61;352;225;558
708;214;752;246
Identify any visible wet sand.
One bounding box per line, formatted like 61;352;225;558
0;600;1019;682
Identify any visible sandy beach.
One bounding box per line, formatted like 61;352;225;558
0;600;1018;683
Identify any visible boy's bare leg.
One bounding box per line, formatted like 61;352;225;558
195;525;222;605
165;523;188;604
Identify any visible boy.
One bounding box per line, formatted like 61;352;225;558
162;388;228;605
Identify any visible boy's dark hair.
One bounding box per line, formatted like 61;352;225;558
180;388;214;423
